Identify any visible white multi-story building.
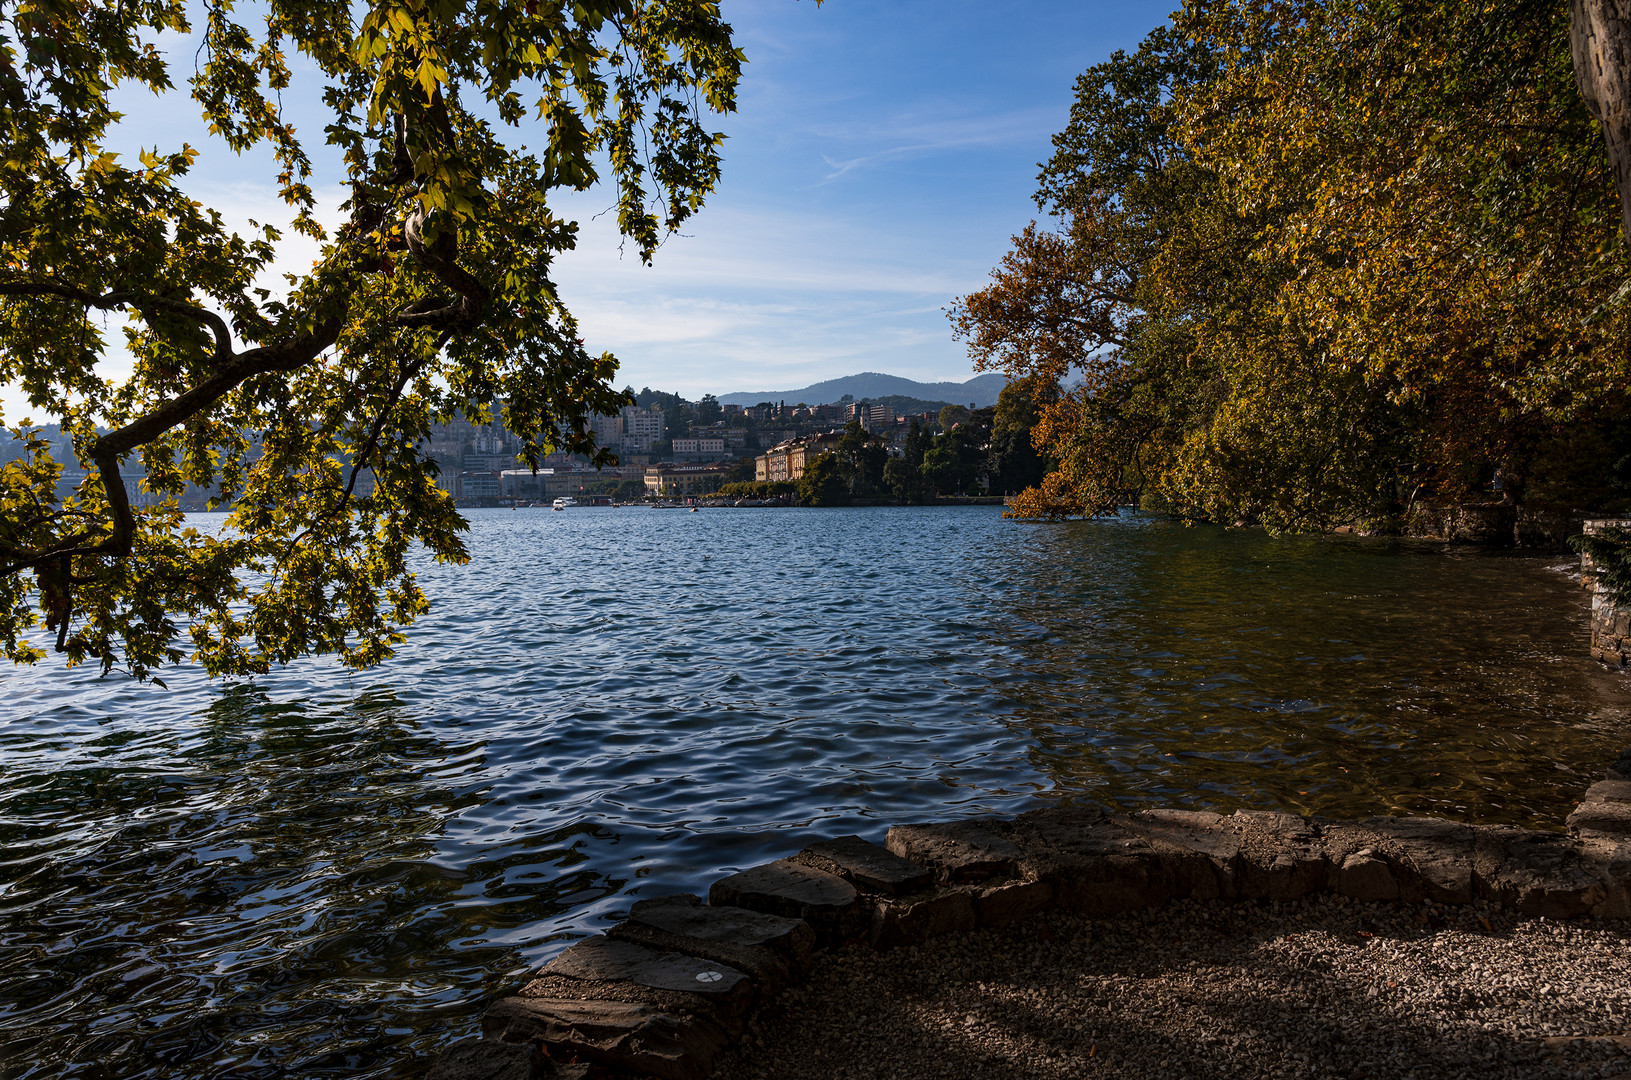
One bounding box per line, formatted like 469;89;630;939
621;405;665;439
672;436;727;461
584;405;665;455
591;412;623;447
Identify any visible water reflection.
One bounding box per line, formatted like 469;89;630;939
989;517;1628;824
0;685;624;1080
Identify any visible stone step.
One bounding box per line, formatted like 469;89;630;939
885;820;1023;884
536;935;754;1014
797;834;933;897
867;886;976;949
1570;786;1631;837
625;892;813;972
609;894;808;992
1584;779;1631;804
484;997;725;1080
707;858;864;942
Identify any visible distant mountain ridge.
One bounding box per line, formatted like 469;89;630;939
716;372;1007;409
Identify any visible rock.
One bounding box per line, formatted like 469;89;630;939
1482;829;1611;918
707;859;864;941
885;820;1023;884
799;834;933;897
624;893;813;974
1583;779;1631;804
1609;747;1631;783
1120;808;1241;861
1231;811;1328;901
1567;798;1631;836
975;878;1054;928
1575;833;1631;917
1116;809;1241;901
1004;808;1173;915
540;936;754;1014
426;1039;549;1080
1337;850;1400;902
1350;817;1478;905
609;920;794;995
484;997;726;1080
868;887;978;949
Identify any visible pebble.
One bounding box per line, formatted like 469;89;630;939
708;895;1631;1080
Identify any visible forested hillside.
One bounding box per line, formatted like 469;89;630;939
953;0;1631;531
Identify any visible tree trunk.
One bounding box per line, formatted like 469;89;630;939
1572;0;1631;243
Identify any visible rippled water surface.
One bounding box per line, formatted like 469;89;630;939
2;508;1627;1079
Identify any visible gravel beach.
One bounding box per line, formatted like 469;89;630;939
708;896;1631;1080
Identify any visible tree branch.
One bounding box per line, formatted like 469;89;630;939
0;282;235;360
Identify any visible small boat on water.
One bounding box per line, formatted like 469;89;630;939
552;497;576;511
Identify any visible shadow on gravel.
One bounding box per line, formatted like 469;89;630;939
710;897;1631;1080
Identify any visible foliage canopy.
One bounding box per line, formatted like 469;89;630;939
1;0;748;678
953;0;1631;529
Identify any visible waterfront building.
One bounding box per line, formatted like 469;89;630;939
644;462;731;496
752;431;858;482
461;471;502;502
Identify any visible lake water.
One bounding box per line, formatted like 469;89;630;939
2;507;1627;1079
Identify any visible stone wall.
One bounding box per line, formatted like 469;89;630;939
1584;518;1631;669
429;755;1631;1080
1404;502;1587;550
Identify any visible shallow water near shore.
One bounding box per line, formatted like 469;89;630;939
1;506;1626;1079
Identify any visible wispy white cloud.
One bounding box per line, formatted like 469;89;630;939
813;106;1061;182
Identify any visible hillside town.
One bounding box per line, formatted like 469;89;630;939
7;382;1045;509
436;396;961;505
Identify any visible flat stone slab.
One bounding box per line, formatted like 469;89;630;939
484;997;725;1080
1584;779;1631;804
1119;809;1241;864
1229;810;1330;901
801;834;932;897
1341;816;1479;905
1001;808;1181;914
541;936;749;997
1567;798;1631;835
886;820;1024;883
1115;809;1241;900
628;893;812;965
976;878;1053;928
708;858;862;940
1480;829;1615;917
868;887;977;949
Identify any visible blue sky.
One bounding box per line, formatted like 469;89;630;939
559;0;1175;398
3;0;1174;420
